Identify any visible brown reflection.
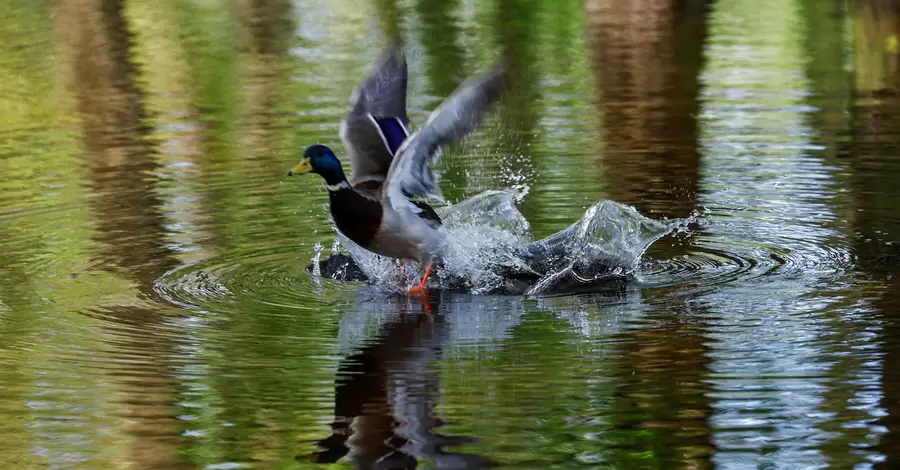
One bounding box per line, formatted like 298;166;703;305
236;0;296;159
54;0;176;290
584;0;710;218
848;2;900;465
608;302;713;467
796;6;879;464
848;111;900;469
52;0;191;468
303;296;491;468
874;281;900;468
853;0;900;95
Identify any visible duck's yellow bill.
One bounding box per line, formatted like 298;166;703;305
287;159;312;176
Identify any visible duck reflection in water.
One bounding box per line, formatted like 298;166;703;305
302;292;493;469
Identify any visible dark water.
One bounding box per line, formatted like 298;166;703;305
2;0;900;468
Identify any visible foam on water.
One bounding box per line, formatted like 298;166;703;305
327;190;675;295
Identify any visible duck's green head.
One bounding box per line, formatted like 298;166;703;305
288;144;346;186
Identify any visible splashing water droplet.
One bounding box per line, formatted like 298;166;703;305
311;242;323;279
330;237;341;256
521;201;673;294
328;191;675;295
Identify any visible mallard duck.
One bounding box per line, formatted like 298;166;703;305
289;42;506;294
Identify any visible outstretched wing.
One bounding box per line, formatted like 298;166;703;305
383;62;507;212
339;39;411;185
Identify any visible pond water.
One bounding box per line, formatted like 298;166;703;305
2;0;900;468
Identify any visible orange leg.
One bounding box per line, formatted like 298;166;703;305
408;264;432;296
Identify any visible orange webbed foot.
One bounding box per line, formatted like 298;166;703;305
407;264;433;296
408;285;427;296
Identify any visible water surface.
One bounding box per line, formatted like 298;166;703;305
2;0;900;468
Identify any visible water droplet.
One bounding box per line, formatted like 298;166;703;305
311;242;323;278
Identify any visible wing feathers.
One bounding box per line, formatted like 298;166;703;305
373;116;409;154
340;40;410;184
385;62;508;209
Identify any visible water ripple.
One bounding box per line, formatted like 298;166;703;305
635;209;854;298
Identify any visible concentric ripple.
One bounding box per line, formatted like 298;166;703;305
154;249;337;311
636;215;854;295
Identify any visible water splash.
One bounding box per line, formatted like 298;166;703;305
521;201;673;295
439;190;532;238
311;242;323;279
330;237;340;256
329;191;675;295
